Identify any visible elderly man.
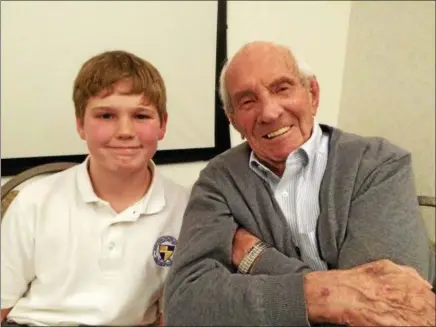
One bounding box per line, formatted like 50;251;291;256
163;41;435;326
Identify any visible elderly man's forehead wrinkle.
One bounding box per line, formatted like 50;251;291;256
235;47;297;74
223;42;303;106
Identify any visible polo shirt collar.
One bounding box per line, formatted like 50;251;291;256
76;157;165;215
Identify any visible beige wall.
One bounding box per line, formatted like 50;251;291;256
227;0;352;145
3;1;353;187
3;1;434;241
338;1;435;241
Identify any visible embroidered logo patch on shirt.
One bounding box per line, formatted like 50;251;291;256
153;235;177;267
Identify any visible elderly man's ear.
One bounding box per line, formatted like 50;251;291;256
225;110;246;140
224;109;233;125
308;77;320;115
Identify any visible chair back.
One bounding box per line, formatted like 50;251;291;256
1;162;77;219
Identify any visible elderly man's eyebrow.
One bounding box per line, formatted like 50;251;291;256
233;89;256;103
268;76;296;88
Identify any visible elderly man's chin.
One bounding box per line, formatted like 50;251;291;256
265;150;293;163
257;137;304;157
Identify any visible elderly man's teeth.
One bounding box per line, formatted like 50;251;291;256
266;126;290;139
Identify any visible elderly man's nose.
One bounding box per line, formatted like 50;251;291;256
259;99;283;123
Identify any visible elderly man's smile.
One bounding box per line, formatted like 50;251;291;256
263;125;292;139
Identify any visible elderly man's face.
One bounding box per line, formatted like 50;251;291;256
226;45;319;175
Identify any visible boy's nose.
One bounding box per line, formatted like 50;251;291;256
116;117;135;139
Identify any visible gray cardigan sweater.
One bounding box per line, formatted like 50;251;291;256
163;125;433;326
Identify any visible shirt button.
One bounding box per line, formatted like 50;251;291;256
108;242;115;250
283;192;289;197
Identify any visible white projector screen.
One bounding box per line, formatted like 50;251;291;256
1;1;229;176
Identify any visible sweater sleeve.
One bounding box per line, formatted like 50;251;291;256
250;247;311;275
337;148;433;281
163;165;311;326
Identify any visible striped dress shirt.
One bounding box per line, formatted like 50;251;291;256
249;122;329;271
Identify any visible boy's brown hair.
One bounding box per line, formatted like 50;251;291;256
73;50;166;121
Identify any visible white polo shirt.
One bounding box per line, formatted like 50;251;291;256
1;159;189;326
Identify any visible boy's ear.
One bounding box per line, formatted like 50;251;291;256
161;112;168;127
158;112;168;140
76;117;86;140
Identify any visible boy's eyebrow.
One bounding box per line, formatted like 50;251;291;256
90;105;154;111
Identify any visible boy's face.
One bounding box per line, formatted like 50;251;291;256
76;80;167;175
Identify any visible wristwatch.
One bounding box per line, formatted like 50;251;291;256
237;240;269;274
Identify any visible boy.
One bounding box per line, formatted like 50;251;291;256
1;50;189;326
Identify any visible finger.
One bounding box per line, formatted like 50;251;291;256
414;308;436;327
425;293;436;316
360;309;409;327
396;263;431;286
406;291;435;326
398;265;433;288
401;302;435;327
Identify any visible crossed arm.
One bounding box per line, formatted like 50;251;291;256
232;228;435;326
163;154;435;326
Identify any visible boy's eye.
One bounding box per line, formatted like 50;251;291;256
99;113;114;119
135;114;150;120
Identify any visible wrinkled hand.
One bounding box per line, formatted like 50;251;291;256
336;259;435;326
232;228;260;267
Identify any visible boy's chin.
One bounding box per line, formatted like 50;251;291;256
89;151;151;173
106;159;149;174
116;162;147;171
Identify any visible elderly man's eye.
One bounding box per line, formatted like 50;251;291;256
277;84;291;93
242;99;254;105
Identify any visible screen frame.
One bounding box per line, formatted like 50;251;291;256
1;0;230;177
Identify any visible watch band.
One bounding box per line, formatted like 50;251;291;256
237;241;269;274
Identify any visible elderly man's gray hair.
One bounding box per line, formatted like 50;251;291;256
218;52;315;114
